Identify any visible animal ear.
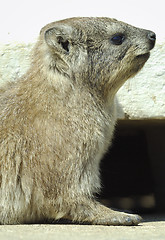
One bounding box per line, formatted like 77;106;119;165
44;25;73;53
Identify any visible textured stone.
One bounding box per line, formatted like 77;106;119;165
117;42;165;119
0;41;164;119
0;43;33;86
0;216;165;240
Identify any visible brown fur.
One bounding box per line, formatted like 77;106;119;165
0;17;155;225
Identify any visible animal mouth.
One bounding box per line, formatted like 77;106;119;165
136;52;150;60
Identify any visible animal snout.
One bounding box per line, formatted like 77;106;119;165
147;31;156;49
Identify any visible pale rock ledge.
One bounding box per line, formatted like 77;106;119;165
0;41;164;120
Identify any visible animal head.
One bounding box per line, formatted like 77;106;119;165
38;17;156;97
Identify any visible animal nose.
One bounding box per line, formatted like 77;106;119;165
148;31;156;42
147;31;156;49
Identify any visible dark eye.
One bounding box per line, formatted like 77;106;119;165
111;34;125;45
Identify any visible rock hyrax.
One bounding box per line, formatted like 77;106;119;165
0;17;156;225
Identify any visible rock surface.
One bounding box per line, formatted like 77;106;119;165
0;215;164;240
0;41;164;119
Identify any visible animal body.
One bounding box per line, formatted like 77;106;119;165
0;17;156;225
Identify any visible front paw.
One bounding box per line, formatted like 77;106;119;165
110;213;142;226
94;212;142;226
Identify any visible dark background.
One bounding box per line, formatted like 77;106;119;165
99;120;165;214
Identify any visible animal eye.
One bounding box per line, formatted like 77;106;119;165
111;34;125;45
